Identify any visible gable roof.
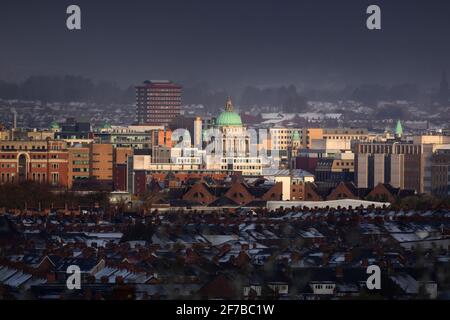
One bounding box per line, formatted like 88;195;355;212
198;274;238;299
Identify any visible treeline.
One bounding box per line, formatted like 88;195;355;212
183;83;309;113
183;82;421;112
0;182;110;210
121;222;155;242
351;83;420;106
239;85;308;113
182;82;229;113
0;75;425;112
0;76;134;104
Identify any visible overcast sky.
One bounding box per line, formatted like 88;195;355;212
1;0;449;89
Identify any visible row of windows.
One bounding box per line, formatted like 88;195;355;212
235;166;259;170
32;163;59;169
359;144;422;154
72;160;89;165
324;135;367;140
1;163;61;169
1;145;46;150
314;284;334;290
0;154;60;159
31;155;47;159
32;163;47;168
73;153;89;158
72;176;89;180
143;109;180;112
271;129;295;134
336;162;354;166
137;90;181;93
324;130;366;134
137;100;180;104
0;163;16;168
32;173;46;182
146;97;181;100
0;173;15;183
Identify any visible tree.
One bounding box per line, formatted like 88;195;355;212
121;221;155;242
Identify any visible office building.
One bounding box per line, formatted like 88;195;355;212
355;142;423;193
135;80;182;126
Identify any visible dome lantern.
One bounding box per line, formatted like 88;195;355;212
216;97;243;127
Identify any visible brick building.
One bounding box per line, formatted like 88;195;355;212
0;140;69;187
135;80;182;126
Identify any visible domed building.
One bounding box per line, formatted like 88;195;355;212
216;97;248;157
204;97;262;176
216;97;243;127
50;121;60;133
100;122;113;132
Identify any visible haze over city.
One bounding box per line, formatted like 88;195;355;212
1;0;450;91
0;0;450;307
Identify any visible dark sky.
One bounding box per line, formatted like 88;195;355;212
1;0;449;90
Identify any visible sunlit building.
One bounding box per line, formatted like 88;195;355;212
0;140;69;187
205;97;263;176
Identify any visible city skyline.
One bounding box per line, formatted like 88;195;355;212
0;0;450;306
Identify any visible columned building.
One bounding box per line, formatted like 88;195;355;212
205;97;262;176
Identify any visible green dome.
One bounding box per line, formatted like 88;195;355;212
216;111;242;127
102;122;112;129
50;121;60;130
216;97;242;127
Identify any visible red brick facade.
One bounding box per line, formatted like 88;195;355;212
0;140;68;187
225;183;255;205
182;181;283;206
113;164;128;192
261;182;282;201
326;182;359;201
304;183;323;201
182;183;217;205
366;183;396;203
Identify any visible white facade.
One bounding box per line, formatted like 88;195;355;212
310;282;336;295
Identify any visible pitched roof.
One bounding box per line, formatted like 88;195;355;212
198;274;238;299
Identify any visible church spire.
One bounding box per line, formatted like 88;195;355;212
395;119;403;137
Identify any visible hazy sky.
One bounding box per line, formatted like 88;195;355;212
1;0;449;89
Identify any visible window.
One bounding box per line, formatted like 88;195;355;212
51;173;59;186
